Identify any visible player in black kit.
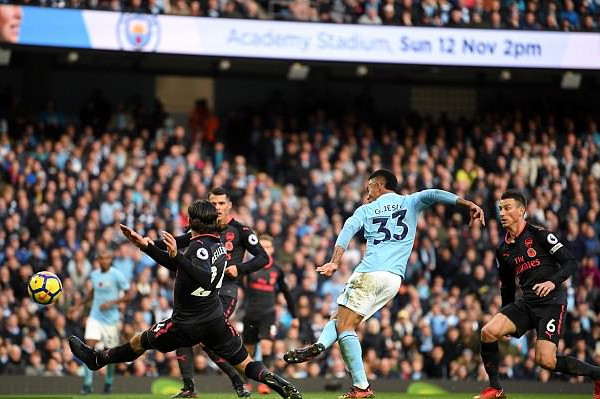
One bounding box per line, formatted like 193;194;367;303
167;187;269;398
243;235;297;394
68;200;301;399
475;190;600;399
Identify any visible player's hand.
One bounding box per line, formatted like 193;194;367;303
316;262;338;277
100;302;112;311
162;231;178;258
120;224;150;248
533;281;556;297
291;318;300;328
225;265;238;278
468;203;485;227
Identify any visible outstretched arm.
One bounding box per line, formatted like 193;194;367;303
143;244;178;271
413;189;485;226
120;224;178;271
456;197;486;227
153;231;192;250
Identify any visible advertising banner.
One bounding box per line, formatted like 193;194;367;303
1;5;598;69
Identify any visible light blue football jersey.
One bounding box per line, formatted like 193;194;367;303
89;268;130;325
335;189;458;278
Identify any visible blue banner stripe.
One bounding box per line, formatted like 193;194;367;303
20;7;90;48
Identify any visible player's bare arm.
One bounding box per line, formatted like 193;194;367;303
120;224;151;249
100;286;136;310
317;245;344;276
456;198;485;226
150;232;188;251
162;230;178;258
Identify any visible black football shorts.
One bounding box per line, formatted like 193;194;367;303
243;313;276;344
146;315;248;365
501;299;566;345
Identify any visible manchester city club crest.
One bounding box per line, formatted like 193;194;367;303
117;13;160;52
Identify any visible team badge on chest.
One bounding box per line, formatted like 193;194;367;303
525;237;536;257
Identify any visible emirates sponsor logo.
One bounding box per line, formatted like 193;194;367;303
515;258;541;275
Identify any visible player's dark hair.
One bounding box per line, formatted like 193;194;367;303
369;169;398;191
188;200;222;234
209;187;230;200
501;189;527;208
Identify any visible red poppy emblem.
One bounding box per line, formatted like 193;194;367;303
225;241;234;251
527;248;537;257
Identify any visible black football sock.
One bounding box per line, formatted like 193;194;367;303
481;342;501;389
244;360;268;382
101;343;142;366
205;347;244;387
555;355;600;378
176;347;195;390
245;361;284;396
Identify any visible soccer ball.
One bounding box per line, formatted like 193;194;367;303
27;271;63;305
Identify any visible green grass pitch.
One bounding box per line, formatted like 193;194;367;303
3;394;591;399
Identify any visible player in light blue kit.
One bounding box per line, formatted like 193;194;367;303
77;249;134;395
284;169;485;398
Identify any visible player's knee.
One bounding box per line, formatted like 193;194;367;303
130;333;146;353
480;325;498;343
535;353;556;370
335;318;350;332
235;355;252;371
336;312;361;332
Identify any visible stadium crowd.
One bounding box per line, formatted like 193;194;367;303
1;93;600;389
3;0;599;31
